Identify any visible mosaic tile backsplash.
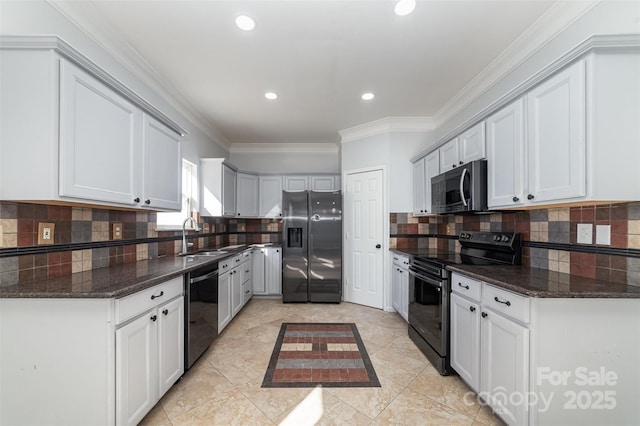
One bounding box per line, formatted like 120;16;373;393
0;202;282;286
390;202;640;286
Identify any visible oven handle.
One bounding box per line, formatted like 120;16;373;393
408;267;443;289
190;270;219;284
459;167;468;207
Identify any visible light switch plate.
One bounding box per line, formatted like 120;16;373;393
38;222;55;245
577;223;592;244
596;225;611;245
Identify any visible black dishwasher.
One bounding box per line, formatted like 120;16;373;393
185;262;218;370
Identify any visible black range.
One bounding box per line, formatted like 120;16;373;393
405;231;522;375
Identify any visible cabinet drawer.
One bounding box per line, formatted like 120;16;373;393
392;254;409;269
240;250;252;263
482;284;529;323
115;277;183;325
242;264;252;284
219;255;240;272
451;273;482;301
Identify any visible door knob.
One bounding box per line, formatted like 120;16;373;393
375;244;381;249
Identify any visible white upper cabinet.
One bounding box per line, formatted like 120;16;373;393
0;44;184;211
310;175;339;191
526;59;586;203
141;114;181;210
487;98;526;208
439;123;486;172
236;173;258;217
413;151;439;216
488;60;587;209
459;122;486;164
259;175;283;218
200;159;237;217
412;158;426;216
439;137;460;171
59;60;140;206
283;175;309;191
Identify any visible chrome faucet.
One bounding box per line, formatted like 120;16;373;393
181;217;200;255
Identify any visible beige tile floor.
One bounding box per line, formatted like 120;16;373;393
140;299;504;426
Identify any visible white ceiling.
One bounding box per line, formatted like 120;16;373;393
51;0;569;147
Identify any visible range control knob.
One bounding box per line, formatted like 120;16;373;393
493;235;501;242
501;235;510;242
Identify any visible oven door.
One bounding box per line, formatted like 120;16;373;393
408;267;448;357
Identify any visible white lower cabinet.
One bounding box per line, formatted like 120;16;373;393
115;279;184;426
450;292;481;391
391;253;409;321
265;247;282;295
450;272;640;426
220;250;254;332
218;269;233;332
480;304;529;426
252;248;267;294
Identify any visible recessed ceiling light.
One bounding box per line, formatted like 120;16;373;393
235;15;255;31
265;92;278;100
394;0;416;16
361;93;375;101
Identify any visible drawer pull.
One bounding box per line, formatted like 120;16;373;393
150;291;164;300
458;282;469;290
494;296;511;306
481;312;488;318
162;309;169;316
150;315;157;322
469;306;476;312
245;290;250;294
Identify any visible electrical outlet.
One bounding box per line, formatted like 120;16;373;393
596;225;611;245
112;223;123;240
38;222;55;245
577;223;592;244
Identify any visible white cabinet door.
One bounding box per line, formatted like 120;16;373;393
284;176;308;191
527;60;586;203
459;121;486;164
439;137;460;171
450;293;481;392
259;176;283;218
481;308;529;426
231;268;243;316
412;158;426;216
310;175;336;191
391;264;401;314
59;59;140;206
265;247;282;295
222;164;237;216
424;151;440;215
399;267;409;321
237;173;258;217
487;98;526;209
157;297;184;397
116;312;157;426
141;114;181;211
218;271;232;332
252;249;266;294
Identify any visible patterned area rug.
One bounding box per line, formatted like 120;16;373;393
261;323;380;388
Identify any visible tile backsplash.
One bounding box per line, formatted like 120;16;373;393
390;202;640;286
0;202;282;286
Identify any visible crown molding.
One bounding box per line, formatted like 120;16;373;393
230;143;339;154
339;117;435;144
410;33;640;162
432;0;601;129
45;0;231;150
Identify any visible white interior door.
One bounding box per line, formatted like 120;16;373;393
344;169;384;309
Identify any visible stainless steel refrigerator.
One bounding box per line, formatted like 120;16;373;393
282;190;342;303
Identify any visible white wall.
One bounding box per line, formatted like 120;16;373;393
230;150;339;174
341;130;433;212
0;0;228;164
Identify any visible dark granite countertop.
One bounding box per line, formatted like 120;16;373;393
390;248;640;299
0;244;281;299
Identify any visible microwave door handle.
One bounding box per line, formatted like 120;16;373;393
459;168;468;207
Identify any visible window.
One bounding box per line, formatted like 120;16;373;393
156;160;198;230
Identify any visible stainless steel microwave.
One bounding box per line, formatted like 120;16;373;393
431;159;488;214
